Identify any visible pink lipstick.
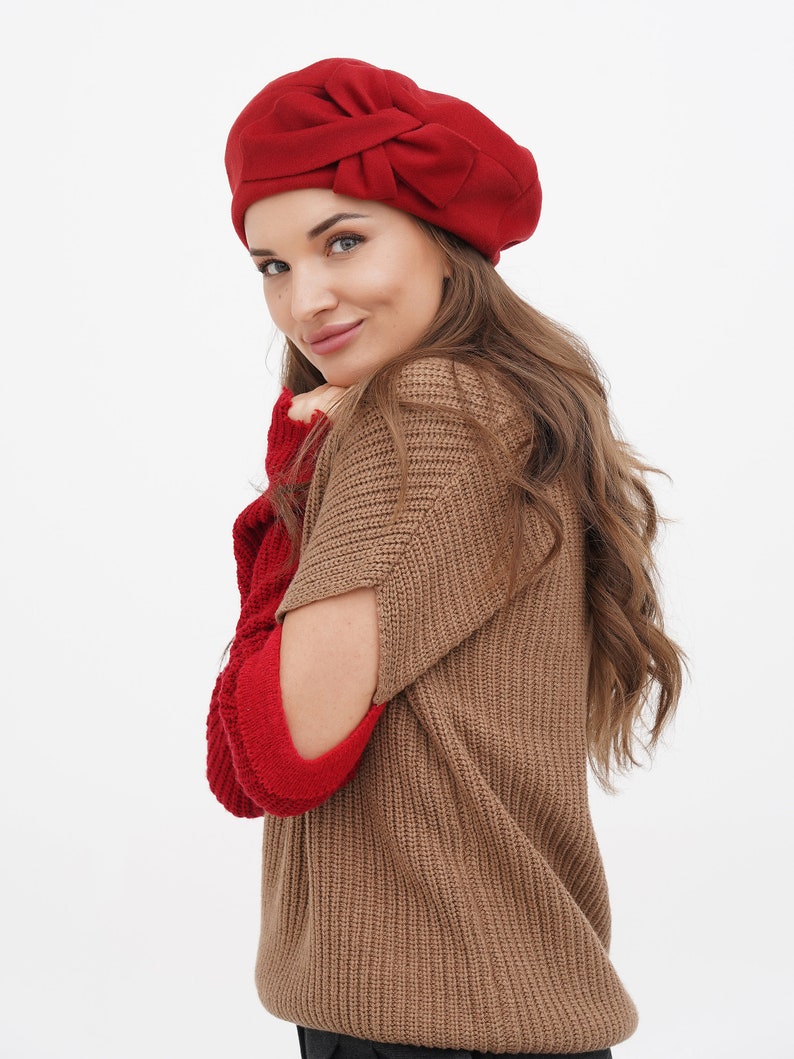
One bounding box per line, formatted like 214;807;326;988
305;321;363;356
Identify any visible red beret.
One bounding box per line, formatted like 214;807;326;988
225;58;541;264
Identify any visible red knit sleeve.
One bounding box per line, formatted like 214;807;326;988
223;626;385;816
206;388;386;818
230;387;321;604
206;673;264;818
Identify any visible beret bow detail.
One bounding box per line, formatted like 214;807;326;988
239;67;478;210
226;57;541;263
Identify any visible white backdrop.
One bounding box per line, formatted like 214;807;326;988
2;2;792;1057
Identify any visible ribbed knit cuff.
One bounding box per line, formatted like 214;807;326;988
231;388;329;604
265;387;330;486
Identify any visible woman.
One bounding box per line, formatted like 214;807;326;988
206;57;684;1059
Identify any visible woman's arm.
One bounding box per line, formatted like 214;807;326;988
279;382;382;758
208;385;386;818
212;361;524;817
206;387;323;816
280;586;379;758
275;358;529;711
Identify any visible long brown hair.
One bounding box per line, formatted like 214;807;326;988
275;224;685;789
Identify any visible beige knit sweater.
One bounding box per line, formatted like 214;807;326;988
265;357;638;1054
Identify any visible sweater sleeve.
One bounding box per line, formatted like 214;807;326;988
206;672;264;818
230;387;325;604
276;358;531;705
205;488;297;819
206;388;326;817
207;388;386;819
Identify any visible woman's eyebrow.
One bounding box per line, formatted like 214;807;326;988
248;212;370;257
306;212;369;240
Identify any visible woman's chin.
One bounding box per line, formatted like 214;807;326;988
319;368;364;388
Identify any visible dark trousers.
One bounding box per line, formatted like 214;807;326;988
297;1025;613;1059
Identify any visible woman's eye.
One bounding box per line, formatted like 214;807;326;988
328;233;363;254
257;259;289;277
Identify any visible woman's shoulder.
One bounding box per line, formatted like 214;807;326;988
393;355;524;428
316;356;528;488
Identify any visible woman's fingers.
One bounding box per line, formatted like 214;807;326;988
287;383;349;423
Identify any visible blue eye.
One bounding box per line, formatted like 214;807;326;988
328;233;363;254
257;259;289;277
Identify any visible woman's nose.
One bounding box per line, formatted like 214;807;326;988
289;264;338;321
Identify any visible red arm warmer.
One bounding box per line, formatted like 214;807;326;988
225;626;385;817
206;388;386;818
206;673;263;818
230;386;320;604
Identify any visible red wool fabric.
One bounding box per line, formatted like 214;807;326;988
205;388;386;818
230;626;385;817
206;673;262;818
225;57;541;264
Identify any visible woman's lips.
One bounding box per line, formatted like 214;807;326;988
306;321;363;356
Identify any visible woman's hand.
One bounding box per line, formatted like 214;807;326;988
287;383;349;423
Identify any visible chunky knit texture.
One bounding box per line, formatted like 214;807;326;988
206;389;384;818
253;358;639;1053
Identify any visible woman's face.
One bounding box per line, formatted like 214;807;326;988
244;188;449;387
